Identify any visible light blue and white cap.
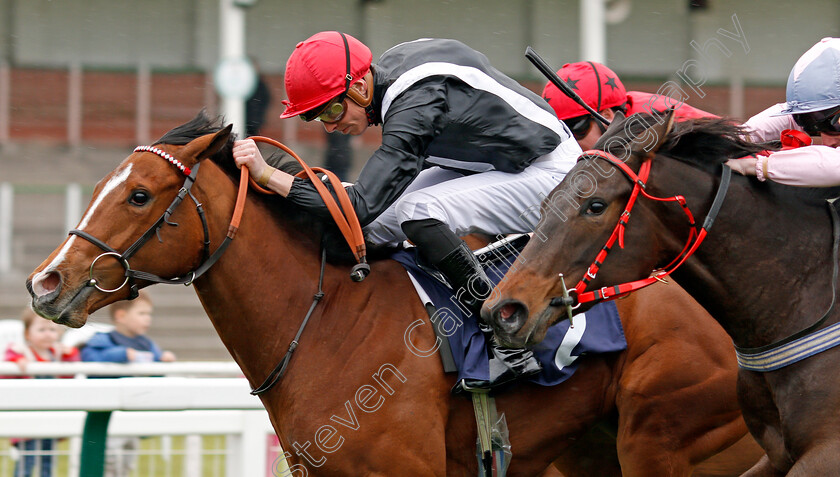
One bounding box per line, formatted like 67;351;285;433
778;37;840;115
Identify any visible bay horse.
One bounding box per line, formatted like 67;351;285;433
26;112;761;475
484;110;840;476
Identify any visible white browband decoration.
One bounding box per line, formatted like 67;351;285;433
134;145;192;176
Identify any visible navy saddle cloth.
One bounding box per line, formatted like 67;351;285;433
391;246;627;386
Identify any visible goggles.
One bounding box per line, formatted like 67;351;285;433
563;114;606;141
300;95;347;123
793;106;840;136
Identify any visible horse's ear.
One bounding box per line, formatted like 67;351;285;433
602;110;626;139
180;124;233;164
632;108;675;157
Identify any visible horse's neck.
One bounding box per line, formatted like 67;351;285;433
190;164;342;386
668;175;836;347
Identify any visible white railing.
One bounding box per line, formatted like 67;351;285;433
1;377;260;412
0;364;289;477
0;410;276;477
0;361;243;377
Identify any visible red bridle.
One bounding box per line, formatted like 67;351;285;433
551;149;731;307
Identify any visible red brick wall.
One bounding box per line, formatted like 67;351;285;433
5;67;384;148
7;68;782;147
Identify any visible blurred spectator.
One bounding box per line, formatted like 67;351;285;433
81;291;175;364
246;58;272;137
4;307;79;477
81;291;175;477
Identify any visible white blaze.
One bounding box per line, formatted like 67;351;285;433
43;163;133;271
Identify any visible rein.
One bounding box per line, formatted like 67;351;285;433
553;149;840;372
70;138;370;299
550;149;731;308
249;136;370;281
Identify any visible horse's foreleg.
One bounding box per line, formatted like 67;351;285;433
546;422;622;477
783;441;840;477
736;454;783;477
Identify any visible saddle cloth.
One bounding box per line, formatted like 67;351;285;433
391;244;627;386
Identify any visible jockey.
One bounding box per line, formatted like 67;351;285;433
542;61;716;150
232;31;582;390
728;38;840;185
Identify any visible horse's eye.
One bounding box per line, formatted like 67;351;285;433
129;191;150;206
586;200;607;215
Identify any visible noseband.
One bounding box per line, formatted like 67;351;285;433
69;146;238;300
550;149;732;308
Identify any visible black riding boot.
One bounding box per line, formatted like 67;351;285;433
401;219;542;392
434;241;494;315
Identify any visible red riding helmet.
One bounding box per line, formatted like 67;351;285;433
542;61;627;120
280;31;373;119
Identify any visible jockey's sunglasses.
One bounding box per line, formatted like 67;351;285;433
300;95;347;123
563;114;607;141
794;106;840;136
563;115;594;140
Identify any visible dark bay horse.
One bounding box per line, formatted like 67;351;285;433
485;111;840;476
26;113;762;475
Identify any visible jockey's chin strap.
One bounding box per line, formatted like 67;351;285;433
549;149;731;308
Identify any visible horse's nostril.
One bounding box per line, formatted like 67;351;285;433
493;301;527;334
499;303;518;321
32;271;61;298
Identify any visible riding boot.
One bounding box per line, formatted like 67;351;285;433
433;241;494;315
486;339;543;387
401;219;493;316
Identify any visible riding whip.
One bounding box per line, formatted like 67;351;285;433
525;46;611;127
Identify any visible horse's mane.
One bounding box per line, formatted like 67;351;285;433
596;112;771;171
153;110;360;263
597;111;840;201
154;110;299;176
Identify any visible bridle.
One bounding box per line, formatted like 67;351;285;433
69;145;247;300
68;138;369;394
549;149;732;309
550;148;840;372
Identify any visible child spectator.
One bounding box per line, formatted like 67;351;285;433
81;291;175;363
81;291;175;477
4;307;79;477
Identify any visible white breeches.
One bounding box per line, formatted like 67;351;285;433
363;139;582;247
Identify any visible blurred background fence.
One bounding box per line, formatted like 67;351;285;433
0;366;284;477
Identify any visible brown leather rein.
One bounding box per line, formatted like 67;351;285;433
249;136;369;280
